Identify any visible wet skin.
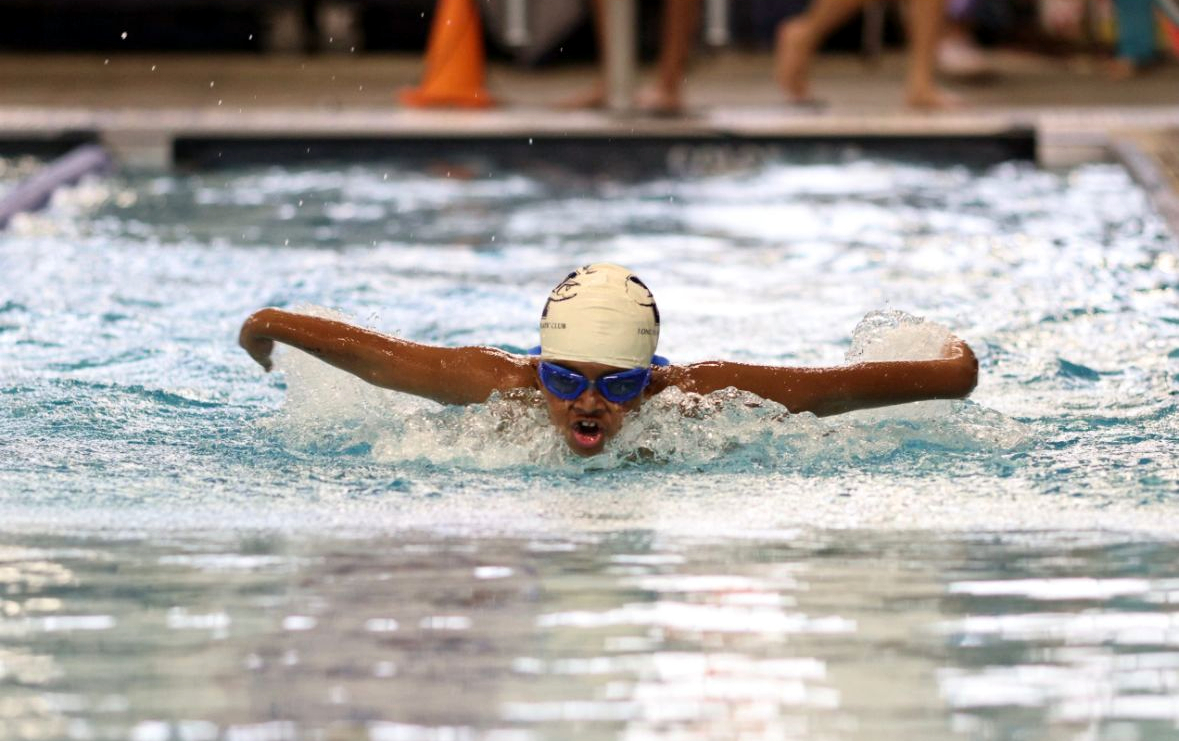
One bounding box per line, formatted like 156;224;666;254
538;359;645;457
238;310;979;454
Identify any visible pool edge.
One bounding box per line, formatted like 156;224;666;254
1110;132;1179;243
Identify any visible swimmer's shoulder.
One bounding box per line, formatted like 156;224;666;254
648;361;719;395
648;360;790;398
469;345;539;392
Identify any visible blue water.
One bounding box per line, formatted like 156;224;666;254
0;153;1177;740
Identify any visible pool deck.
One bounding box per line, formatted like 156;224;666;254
1;50;1178;230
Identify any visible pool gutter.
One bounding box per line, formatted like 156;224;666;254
1;105;1175;170
3;104;1179;240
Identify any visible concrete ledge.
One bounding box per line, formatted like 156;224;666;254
4;101;1179;169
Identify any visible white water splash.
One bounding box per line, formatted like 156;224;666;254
843;309;956;420
273;308;1024;472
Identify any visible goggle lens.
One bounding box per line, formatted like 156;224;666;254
599;370;649;403
538;363;588;400
539;363;650;404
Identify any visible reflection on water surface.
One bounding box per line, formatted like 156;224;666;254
3;529;1179;741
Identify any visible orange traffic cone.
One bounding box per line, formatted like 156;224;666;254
401;0;495;108
1165;17;1179;58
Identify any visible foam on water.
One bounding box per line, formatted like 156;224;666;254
270;305;1026;478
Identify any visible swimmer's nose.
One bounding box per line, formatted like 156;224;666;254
572;385;606;413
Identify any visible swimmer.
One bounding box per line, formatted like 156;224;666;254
239;263;978;456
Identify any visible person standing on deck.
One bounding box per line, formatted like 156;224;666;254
775;0;956;109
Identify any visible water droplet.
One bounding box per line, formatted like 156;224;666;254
120;32;127;40
528;138;533;145
209;81;215;88
150;65;156;71
248;34;254;40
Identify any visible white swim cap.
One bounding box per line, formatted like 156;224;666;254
539;263;660;369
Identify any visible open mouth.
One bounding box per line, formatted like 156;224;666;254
570;419;605;449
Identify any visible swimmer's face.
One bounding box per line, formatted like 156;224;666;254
538;359;645;457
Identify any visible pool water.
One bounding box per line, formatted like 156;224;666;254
0;151;1177;740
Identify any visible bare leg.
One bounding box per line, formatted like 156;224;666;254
560;0;702;112
558;0;608;109
903;0;959;108
775;0;869;102
637;0;701;112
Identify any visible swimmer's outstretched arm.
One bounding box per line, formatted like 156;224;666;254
661;338;978;417
238;308;536;405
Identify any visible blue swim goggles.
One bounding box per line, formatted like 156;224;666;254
528;347;669;404
538;363;651;404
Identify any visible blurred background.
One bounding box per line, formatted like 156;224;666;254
0;0;1174;75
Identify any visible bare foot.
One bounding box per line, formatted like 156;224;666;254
1106;57;1137;81
905;85;964;111
775;17;817;103
556;81;607;110
636;83;683;116
937;34;995;81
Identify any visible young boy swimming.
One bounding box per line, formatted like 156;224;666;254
239;263;979;457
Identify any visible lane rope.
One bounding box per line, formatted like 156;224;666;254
0;144;114;229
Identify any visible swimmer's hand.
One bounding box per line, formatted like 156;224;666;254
941;336;979;396
239;312;276;371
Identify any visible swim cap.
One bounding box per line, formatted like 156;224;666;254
539;263;660;369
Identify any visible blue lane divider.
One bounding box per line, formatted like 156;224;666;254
0;144;115;230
